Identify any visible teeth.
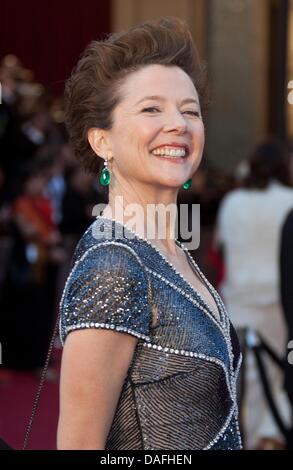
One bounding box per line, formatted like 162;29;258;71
151;147;187;157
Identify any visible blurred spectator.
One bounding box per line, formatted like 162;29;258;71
45;143;77;224
216;138;293;449
0;165;5;205
0;161;65;372
0;54;111;384
0;56;21;198
59;166;107;237
0;54;58;204
0;165;11;289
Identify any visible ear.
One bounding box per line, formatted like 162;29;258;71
88;128;112;160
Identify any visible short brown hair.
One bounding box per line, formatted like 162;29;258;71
64;17;210;174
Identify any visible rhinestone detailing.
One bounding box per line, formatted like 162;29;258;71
235;353;243;382
140;342;242;450
66;322;151;341
176;239;240;401
145;267;223;334
142;341;234;399
204;406;240;449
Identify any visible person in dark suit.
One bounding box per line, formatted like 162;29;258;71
280;208;293;404
280;208;293;447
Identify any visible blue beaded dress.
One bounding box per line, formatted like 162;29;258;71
59;216;243;450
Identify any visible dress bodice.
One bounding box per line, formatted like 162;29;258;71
59;216;242;450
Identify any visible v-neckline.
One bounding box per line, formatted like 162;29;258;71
176;239;226;327
177;242;223;323
95;216;226;330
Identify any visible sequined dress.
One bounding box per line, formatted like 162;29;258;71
59;216;243;450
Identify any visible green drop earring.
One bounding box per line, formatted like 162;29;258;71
182;178;192;190
99;158;111;186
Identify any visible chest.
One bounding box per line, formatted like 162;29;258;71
169;256;221;323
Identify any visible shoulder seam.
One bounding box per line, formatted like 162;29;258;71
74;240;145;271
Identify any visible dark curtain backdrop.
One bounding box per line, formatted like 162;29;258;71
0;0;111;95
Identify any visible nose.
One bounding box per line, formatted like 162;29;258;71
163;109;187;134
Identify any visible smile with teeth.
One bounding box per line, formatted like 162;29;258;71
151;147;187;158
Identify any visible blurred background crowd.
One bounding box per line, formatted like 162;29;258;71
0;0;293;451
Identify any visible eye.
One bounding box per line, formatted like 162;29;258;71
183;110;201;117
141;107;160;113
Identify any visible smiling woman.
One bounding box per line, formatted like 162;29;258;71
64;18;209;176
57;17;242;450
86;63;205;194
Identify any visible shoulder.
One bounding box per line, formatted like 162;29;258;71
70;218;140;264
221;189;246;206
59;222;152;345
63;232;150;306
69;218;147;279
269;181;293;198
269;183;293;217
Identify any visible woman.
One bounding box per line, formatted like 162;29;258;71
216;140;293;449
57;18;242;450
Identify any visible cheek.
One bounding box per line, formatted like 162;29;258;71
127;122;159;150
192;122;205;148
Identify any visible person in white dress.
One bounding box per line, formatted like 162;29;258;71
216;139;293;449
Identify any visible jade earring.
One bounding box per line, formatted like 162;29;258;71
99;158;111;186
182;178;192;190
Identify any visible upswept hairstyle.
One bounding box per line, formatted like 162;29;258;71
64;17;210;174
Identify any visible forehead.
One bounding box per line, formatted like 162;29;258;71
119;64;198;104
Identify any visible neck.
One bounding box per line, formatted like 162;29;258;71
101;188;180;256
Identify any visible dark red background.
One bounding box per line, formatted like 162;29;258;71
0;0;111;95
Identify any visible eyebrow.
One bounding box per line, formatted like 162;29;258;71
135;95;199;106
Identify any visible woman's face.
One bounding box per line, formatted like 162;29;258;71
107;64;205;190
